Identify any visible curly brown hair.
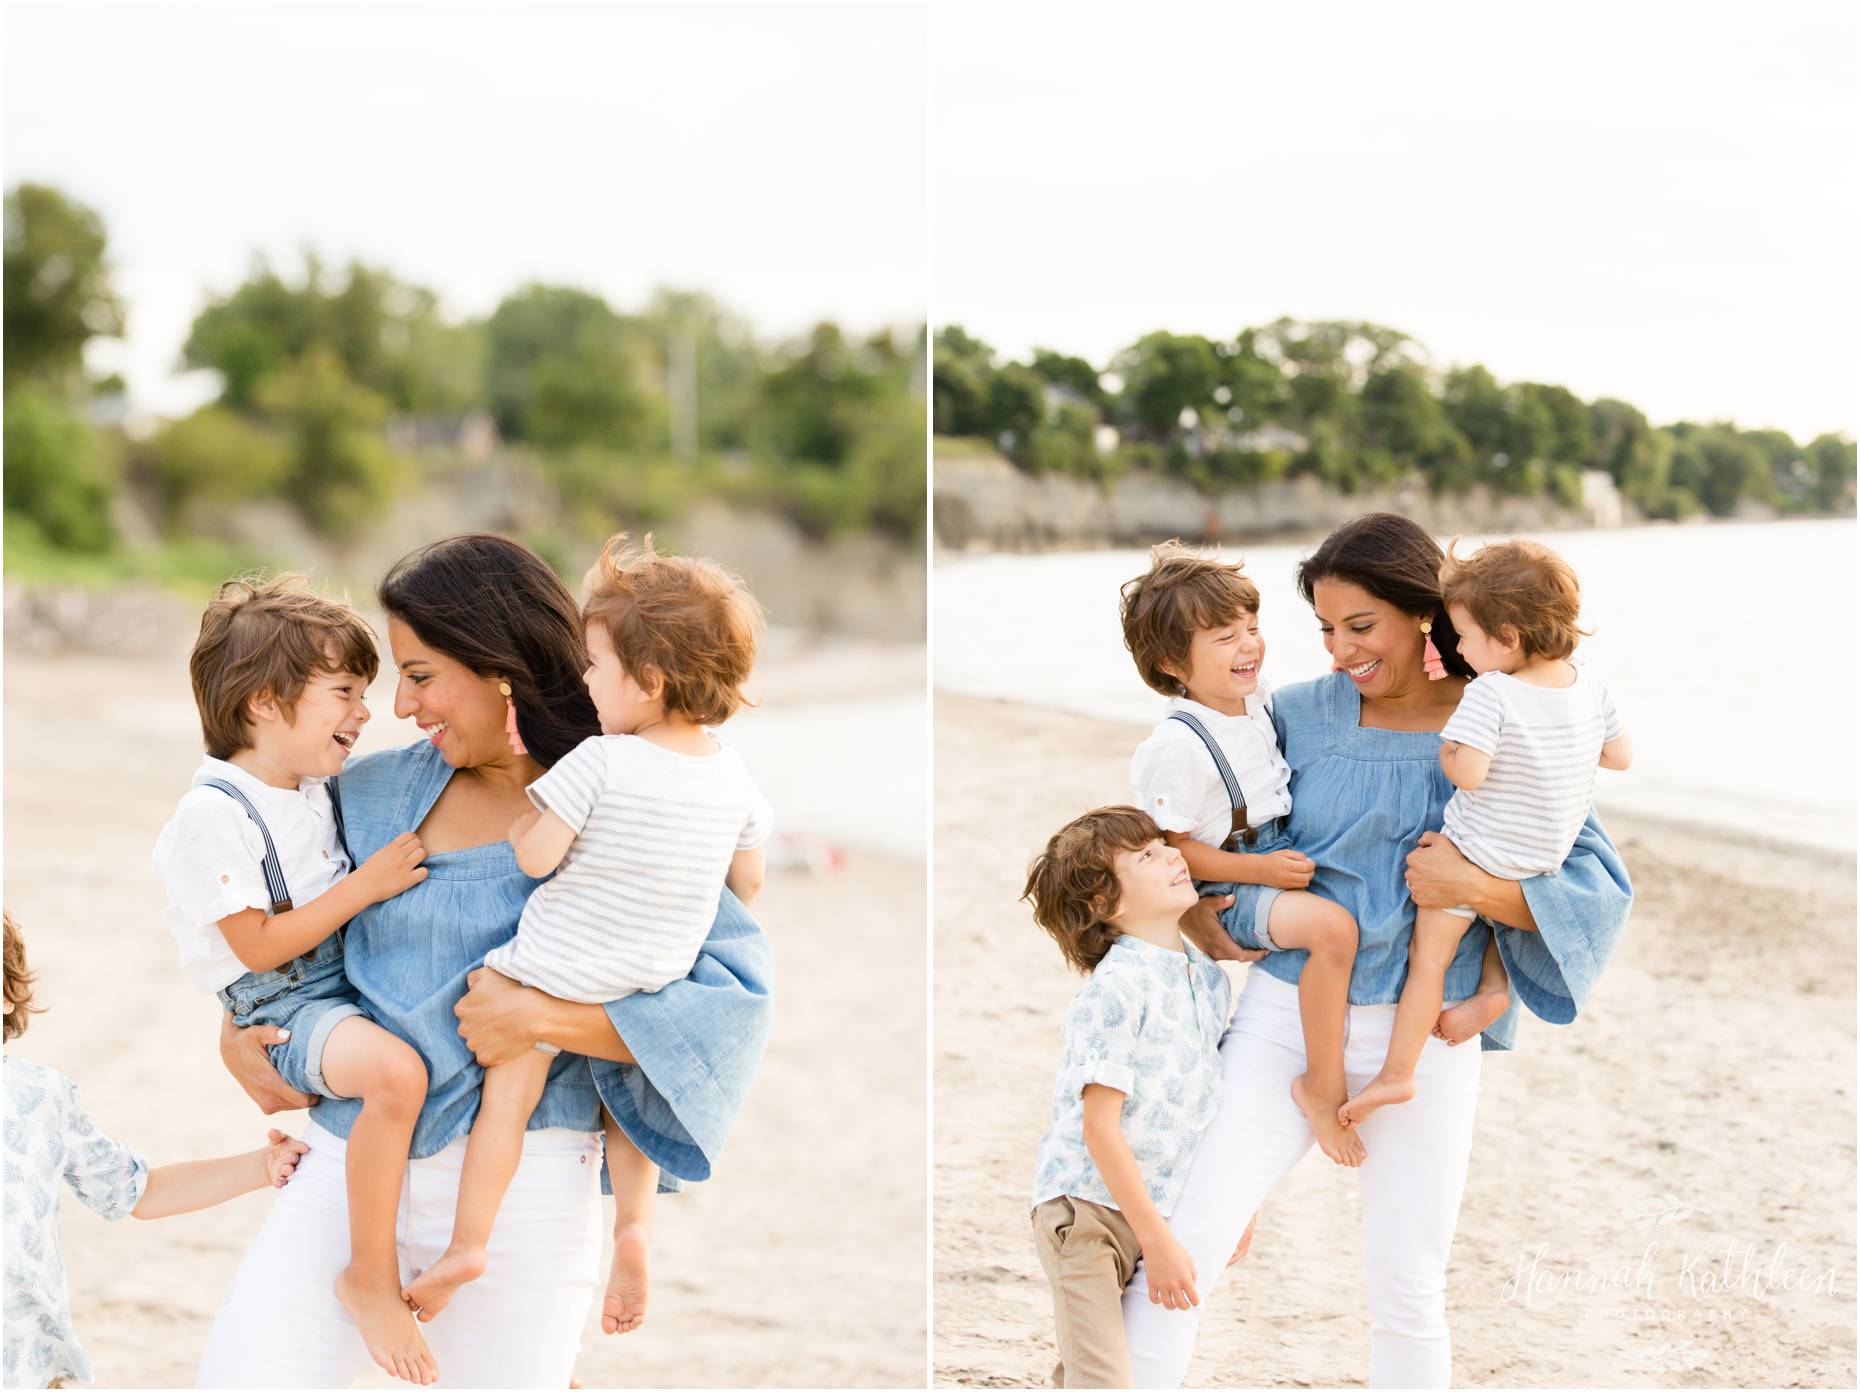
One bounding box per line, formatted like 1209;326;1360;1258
582;533;765;727
1440;538;1586;662
189;574;381;760
1120;541;1262;698
5;911;42;1042
1022;806;1165;974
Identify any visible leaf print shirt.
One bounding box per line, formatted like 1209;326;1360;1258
3;1055;148;1389
1030;935;1231;1219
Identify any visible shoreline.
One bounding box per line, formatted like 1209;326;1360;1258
933;692;1855;1389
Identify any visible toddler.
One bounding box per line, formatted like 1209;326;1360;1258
151;575;437;1385
401;534;771;1339
1340;538;1631;1125
1123;543;1364;1165
3;911;308;1390
1025;806;1235;1389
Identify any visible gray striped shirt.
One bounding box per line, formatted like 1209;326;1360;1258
1440;665;1623;880
483;733;772;1002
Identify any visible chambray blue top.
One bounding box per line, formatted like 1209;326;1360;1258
1254;673;1632;1051
313;741;774;1186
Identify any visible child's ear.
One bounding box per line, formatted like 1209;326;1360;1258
635;665;665;701
246;689;281;725
1498;624;1523;652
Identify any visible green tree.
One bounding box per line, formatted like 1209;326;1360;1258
142;407;291;527
1027;349;1105;410
2;385;118;551
932;325;995;437
984;362;1045;448
3;183;126;389
1111;332;1222;440
484;285;660;451
1802;434;1857;512
253;345;405;537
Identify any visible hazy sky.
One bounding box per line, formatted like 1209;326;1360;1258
4;2;927;418
934;3;1857;441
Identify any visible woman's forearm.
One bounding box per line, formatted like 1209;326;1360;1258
537;995;638;1064
1473;873;1538;932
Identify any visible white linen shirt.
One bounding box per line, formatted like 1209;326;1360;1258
1030;935;1232;1219
1129;690;1293;847
3;1055;149;1389
150;756;351;994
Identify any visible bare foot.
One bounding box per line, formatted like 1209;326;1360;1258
1291;1074;1365;1166
601;1222;650;1335
335;1265;438;1385
1338;1072;1416;1129
400;1244;487;1324
1433;989;1509;1046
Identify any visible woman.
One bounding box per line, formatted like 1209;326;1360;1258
1120;513;1631;1388
196;535;772;1388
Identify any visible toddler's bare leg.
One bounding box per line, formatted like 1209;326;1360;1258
1434;932;1511;1045
315;1017;438;1385
401;1047;554;1322
601;1109;657;1335
1339;907;1474;1127
1261;892;1365;1167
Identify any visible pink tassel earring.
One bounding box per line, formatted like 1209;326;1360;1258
499;680;528;755
1419;620;1447;681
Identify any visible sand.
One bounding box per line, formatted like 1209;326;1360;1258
1;641;926;1389
933;693;1856;1389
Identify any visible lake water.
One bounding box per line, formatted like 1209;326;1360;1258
934;519;1856;854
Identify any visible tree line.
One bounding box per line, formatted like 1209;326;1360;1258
934;322;1854;520
4;182;925;565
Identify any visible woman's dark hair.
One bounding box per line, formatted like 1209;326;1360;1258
1294;513;1477;679
379;534;599;767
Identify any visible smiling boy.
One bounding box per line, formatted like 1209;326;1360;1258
1024;806;1234;1388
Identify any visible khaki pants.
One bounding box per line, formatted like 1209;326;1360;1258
1031;1195;1143;1388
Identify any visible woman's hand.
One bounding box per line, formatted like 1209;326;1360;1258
1178;894;1269;964
455;966;548;1066
219;1012;316;1115
1406;832;1540;932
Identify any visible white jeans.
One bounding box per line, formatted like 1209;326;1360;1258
197;1119;604;1388
1122;969;1482;1388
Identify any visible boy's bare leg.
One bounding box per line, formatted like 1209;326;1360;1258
1261;891;1365;1167
1339;906;1473;1127
402;1047;554;1322
601;1109;657;1335
316;1016;439;1386
1434;932;1511;1045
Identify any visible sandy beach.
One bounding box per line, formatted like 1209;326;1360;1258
934;693;1856;1389
1;637;926;1389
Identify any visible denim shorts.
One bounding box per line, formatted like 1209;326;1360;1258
1200;817;1293;953
216;932;367;1101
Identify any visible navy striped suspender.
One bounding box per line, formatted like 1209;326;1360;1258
200;778;294;914
1166;711;1256;849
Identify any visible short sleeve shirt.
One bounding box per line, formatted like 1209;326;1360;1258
1441;664;1624;880
1130;691;1293;846
4;1056;149;1388
1030;936;1232;1219
483;733;772;1003
150;757;351;994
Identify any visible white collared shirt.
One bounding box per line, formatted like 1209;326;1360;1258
1129;689;1293;847
150;756;351;993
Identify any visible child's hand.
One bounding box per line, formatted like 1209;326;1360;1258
264;1128;309;1187
354;832;428;904
1260;850;1315;890
1143;1231;1200;1310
